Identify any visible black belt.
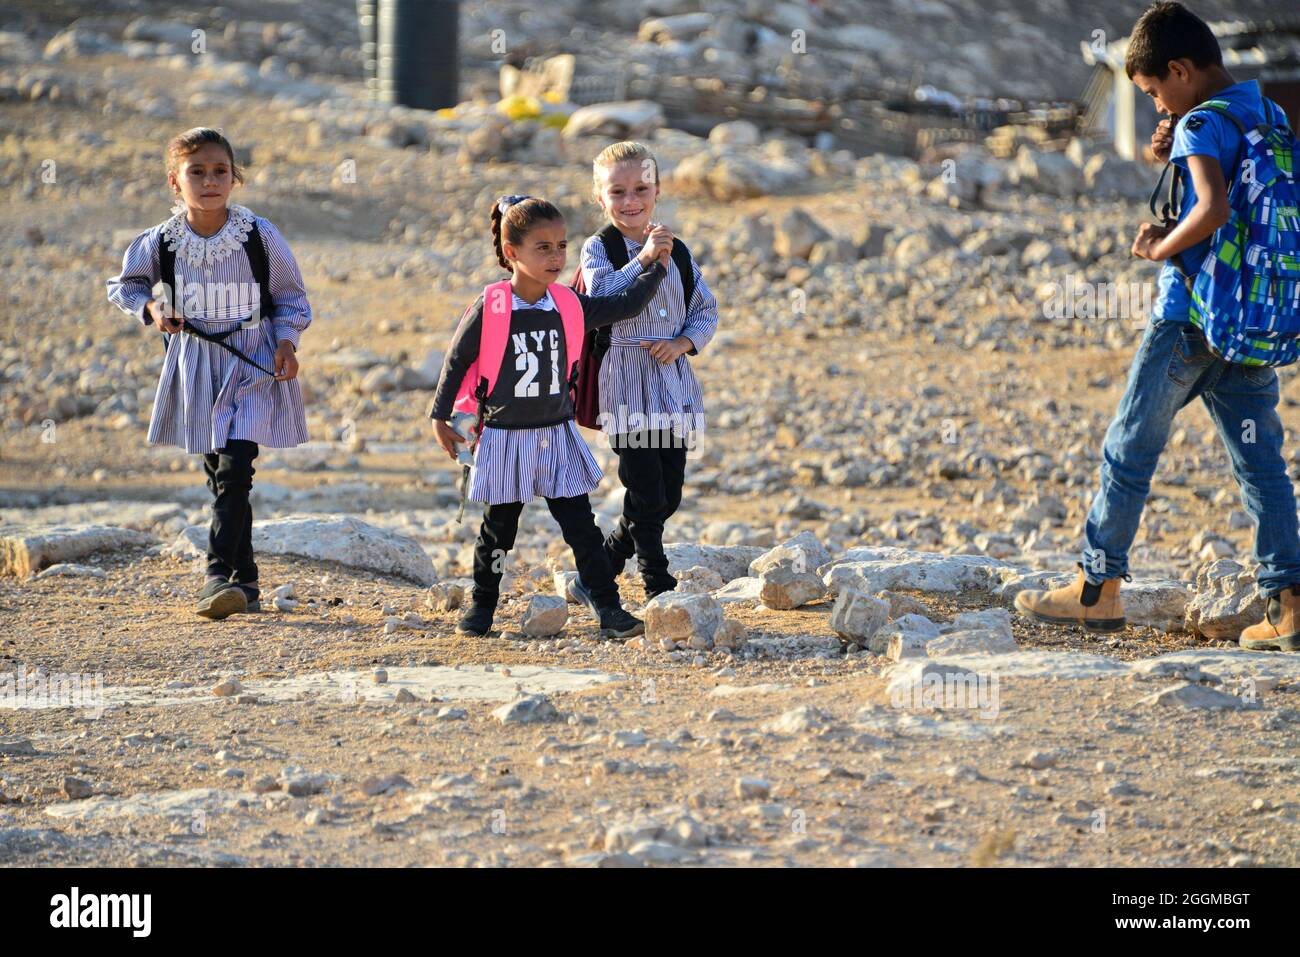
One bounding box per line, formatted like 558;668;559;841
161;320;276;378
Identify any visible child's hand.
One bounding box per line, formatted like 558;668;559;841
638;223;673;269
147;298;182;334
1131;223;1170;261
1151;118;1174;164
641;335;693;364
273;341;299;381
433;419;463;461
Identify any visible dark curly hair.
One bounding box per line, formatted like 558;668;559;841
489;195;564;272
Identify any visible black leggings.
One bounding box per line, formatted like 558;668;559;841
472;494;619;608
607;430;688;591
202;439;258;583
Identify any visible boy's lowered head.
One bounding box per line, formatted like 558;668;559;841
1125;2;1234;117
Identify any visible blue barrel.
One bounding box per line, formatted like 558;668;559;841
377;0;460;111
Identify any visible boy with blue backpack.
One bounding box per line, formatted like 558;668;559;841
1016;2;1300;650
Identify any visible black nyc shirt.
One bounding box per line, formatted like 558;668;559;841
430;261;665;428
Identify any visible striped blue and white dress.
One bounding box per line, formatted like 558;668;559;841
106;204;312;455
580;232;718;437
467;290;604;506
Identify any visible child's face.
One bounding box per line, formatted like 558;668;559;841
598;160;659;234
503;219;567;287
169;142;235;211
1132;60;1198;117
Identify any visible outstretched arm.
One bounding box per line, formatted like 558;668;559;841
576;260;666;331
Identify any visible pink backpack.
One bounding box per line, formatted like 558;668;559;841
452;279;585;417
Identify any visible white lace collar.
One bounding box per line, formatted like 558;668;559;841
161;203;256;272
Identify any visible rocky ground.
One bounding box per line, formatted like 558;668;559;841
3;2;1300;868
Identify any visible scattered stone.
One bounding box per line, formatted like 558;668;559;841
711;619;748;651
360;773;411;797
521;594;568;638
491;694;560;725
829;590;889;647
763;705;831;734
758;560;826;610
644;593;724;649
1185;561;1267;640
735;777;771;799
211;678;242;698
1139;682;1254;712
870;613;940;656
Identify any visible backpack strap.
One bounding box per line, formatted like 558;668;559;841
242;221;274;330
475;280;514;402
593;223;627;360
549;284;585;390
669;238;696;347
598;222;629;268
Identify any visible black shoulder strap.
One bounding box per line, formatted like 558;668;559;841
599;223;628;269
592;224;628;356
670;238;695;314
158;229;176;305
243;221;274;327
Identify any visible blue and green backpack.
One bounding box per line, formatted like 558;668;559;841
1175;97;1300;366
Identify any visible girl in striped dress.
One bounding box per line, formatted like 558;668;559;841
106;127;312;621
581;141;719;600
429;196;667;639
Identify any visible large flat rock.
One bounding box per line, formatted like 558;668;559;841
0;524;157;577
823;547;1022;596
8;665;621;710
663;543;766;583
166;513;437;585
45;787;252;822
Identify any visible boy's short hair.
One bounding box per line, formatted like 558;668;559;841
1125;2;1223;79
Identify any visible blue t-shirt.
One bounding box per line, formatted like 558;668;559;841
1153;80;1288;322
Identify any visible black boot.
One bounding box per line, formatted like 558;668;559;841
235;581;261;613
597;605;644;641
196;576;247;620
457;601;496;637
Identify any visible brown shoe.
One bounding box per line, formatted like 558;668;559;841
1014;568;1125;633
1240;586;1300;651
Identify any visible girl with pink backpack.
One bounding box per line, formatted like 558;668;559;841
428;195;667;639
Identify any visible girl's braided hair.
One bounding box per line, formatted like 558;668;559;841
490;194;564;272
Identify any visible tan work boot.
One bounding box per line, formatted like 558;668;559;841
1240;585;1300;651
1014;568;1125;633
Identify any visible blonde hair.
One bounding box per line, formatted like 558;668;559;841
591;141;660;206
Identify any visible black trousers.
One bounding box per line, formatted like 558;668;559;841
202;439;258;584
472;494;619;609
607;430;688;591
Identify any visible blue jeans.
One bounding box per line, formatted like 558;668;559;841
1083;318;1300;596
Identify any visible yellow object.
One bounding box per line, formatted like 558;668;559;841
497;95;543;122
